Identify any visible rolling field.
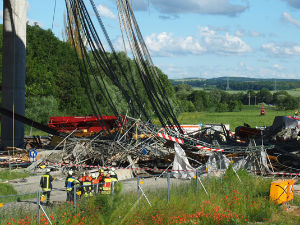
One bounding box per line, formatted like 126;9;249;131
280;88;300;97
177;106;295;130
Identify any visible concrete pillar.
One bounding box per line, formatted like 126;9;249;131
1;0;27;148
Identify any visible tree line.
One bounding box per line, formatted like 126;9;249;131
174;84;299;113
171;78;300;91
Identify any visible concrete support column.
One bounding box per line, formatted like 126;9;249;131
1;0;27;148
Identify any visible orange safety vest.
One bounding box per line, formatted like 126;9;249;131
92;178;99;184
80;176;92;182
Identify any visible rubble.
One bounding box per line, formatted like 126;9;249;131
1;114;299;177
0;147;31;167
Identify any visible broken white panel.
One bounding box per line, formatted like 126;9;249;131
233;155;259;172
206;153;230;173
172;143;195;179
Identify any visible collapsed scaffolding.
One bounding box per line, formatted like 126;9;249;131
39;115;299;177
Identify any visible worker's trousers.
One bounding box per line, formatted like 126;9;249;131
42;191;51;204
66;190;74;202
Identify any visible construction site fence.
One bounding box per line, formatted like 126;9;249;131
44;161;300;176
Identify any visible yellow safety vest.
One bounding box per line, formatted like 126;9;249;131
41;175;51;191
83;181;92;192
102;178;112;194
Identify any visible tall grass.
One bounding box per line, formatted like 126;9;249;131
2;170;299;225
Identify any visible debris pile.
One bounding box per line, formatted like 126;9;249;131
2;116;299;177
35;116;299;177
0;147;31;167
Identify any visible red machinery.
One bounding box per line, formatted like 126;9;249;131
48;115;125;135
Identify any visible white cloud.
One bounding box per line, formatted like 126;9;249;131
97;4;116;19
133;0;248;16
282;12;300;28
199;26;217;37
234;28;263;38
144;27;251;57
248;31;263;37
145;32;206;56
273;64;282;70
262;42;300;56
199;26;251;54
235;30;244;37
0;10;3;19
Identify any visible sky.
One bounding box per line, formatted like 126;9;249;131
1;0;300;79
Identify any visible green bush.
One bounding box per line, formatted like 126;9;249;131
216;102;228;112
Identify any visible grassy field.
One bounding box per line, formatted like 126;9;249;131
1;169;299;225
0;169;30;181
0;169;33;204
177;106;294;130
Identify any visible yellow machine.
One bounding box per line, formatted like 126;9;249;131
270;179;294;204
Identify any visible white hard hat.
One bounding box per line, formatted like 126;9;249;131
91;173;97;179
111;168;116;172
46;168;51;173
68;170;73;175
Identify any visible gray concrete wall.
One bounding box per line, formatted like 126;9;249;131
1;0;27;148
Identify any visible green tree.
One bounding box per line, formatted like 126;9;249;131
188;90;209;112
257;88;272;104
216;102;228;112
174;84;193;100
25;96;63;124
26;24;92;116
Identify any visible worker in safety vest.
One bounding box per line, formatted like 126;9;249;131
40;168;53;205
80;171;93;197
260;107;265;116
295;109;299;116
102;172;113;194
97;169;106;193
65;170;79;202
98;169;105;182
91;173;100;193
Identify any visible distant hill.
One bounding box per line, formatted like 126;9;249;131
171;77;300;91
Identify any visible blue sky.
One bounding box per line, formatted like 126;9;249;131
1;0;299;79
